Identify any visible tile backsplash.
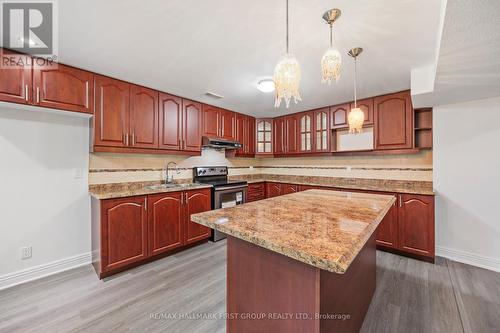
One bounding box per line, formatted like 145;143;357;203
89;149;432;185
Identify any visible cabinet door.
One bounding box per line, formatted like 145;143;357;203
350;98;373;127
34;63;93;113
182;99;202;151
148;192;183;256
398;194;435;257
299;113;313;153
374;91;413;150
266;183;281;198
286;115;299;154
246;116;256;155
184;189;212;244
220;109;236;140
330;104;349;129
314;108;330;152
202;104;220;137
274;117;285;155
101;196;148;272
373;192;398;249
94;75;130;147
129;85;158;148
281;183;299;195
159;93;182;150
248;182;266;202
0;49;32;104
235;113;246;155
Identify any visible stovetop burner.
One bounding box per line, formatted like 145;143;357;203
193;166;247;188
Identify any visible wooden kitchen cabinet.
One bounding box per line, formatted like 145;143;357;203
286;115;300;154
129;84;158;148
184;188;212;244
374;91;413;150
313;108;330;152
281;183;299;194
299;112;313;153
220;109;236;140
235;114;256;157
266;182;282;198
182;99;203;152
373;192;399;249
0;49;32;104
350;98;374;127
94;75;130;147
330;103;349;129
34;63;93;114
274;116;286;155
248;182;266;202
202;104;220;138
159;93;182;150
246;116;256;155
148;192;183;256
100;196;148;273
398;194;435;258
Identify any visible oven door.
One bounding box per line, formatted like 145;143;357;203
212;185;248;242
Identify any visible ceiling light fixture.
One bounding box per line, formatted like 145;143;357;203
348;47;365;134
321;9;342;85
256;79;275;93
273;0;301;108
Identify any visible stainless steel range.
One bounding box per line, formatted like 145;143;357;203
193;166;248;241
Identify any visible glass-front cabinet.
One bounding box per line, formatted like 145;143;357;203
299;113;312;152
314;108;329;152
256;119;273;154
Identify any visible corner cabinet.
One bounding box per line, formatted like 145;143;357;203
92;188;211;278
374;91;413;150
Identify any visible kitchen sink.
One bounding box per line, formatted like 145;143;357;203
144;183;199;191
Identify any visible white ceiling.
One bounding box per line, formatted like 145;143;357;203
57;0;443;117
432;0;500;106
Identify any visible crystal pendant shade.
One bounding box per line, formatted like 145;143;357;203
321;47;342;84
274;53;302;108
348;107;364;134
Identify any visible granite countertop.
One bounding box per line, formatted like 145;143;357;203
89;181;212;200
191;189;395;274
242;175;434;195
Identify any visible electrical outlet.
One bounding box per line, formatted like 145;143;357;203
74;168;83;179
21;246;32;260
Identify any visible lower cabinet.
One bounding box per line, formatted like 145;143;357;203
372;192;399;249
92;188;211;278
266;182;282;198
248;182;266;202
281;183;299;194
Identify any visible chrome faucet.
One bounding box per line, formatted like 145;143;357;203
164;161;180;184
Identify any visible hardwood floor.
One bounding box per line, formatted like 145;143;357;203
0;240;498;333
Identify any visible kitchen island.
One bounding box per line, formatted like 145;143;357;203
191;189;395;333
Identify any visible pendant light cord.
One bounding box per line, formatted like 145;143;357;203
286;0;289;53
354;56;357;108
330;24;333;47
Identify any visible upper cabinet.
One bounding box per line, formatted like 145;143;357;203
285;114;300;154
182;100;203;152
374;91;413;150
129;85;158;148
235;114;256;157
34;64;93;114
256;119;273;155
94;75;130;147
0;50;31;104
220;109;236;140
273;116;286;155
202;106;236;141
350;98;373;127
314;108;330;152
159;93;182;150
299;112;313;153
330;103;349;129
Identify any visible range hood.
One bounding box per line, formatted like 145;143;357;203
202;136;242;150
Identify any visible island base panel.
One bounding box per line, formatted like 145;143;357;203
227;234;376;333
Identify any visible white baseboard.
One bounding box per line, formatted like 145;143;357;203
436;246;500;273
0;252;92;291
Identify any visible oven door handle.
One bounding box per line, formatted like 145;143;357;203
214;185;248;192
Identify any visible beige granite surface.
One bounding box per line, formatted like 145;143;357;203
89;181;212;200
191;190;395;274
232;174;434;195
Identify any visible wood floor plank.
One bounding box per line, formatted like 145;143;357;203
1;240;498;333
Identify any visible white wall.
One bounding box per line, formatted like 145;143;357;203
0;105;91;288
434;96;500;271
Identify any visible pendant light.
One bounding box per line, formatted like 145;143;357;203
348;47;365;134
274;0;301;108
321;9;342;85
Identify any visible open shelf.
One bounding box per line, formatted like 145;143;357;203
414;108;432;149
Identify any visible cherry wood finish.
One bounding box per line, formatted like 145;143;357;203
184;189;212;245
148;192;183;256
314;108;330;152
285;114;300;154
373;192;399;249
235;114;256;157
159;93;182;150
256;118;273;155
129;85;159;148
0;49;32;104
220;109;236;140
398;193;435;258
94;75;130;147
182;100;203;152
202;104;220;138
298;112;313;153
235;114;245;155
374;91;413;150
330;103;349;129
227;233;376;333
349;98;374;127
273;116;286;155
100;196;148;273
33;63;93;113
265;182;281;198
246;116;256;155
281;183;299;194
247;182;266;202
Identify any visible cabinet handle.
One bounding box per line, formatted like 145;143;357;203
144;197;147;211
222;119;224;137
125;133;129;146
36;87;40;104
131;133;135;146
25;85;29;102
85;81;89;108
399;194;402;207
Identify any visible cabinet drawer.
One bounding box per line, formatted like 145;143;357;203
248;183;266;202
